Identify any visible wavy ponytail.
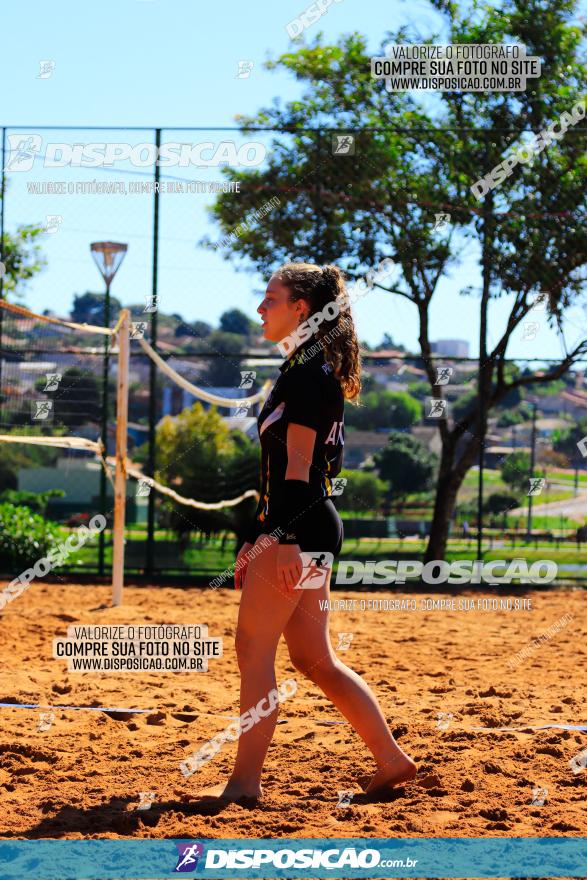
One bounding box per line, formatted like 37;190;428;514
273;262;362;401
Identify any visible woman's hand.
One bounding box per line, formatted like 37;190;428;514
277;543;303;592
234;541;253;591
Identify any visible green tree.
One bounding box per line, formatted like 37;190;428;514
0;224;46;301
496;403;533;427
219;308;256;336
155;402;259;543
35;367;101;427
448;369;523;424
355;371;379;393
373;433;437;504
500;451;532;492
529;378;566;396
382;390;421;428
552;415;587;462
71;292;122;325
494;383;523;410
197;331;246;386
332;468;386;514
407;381;431;400
175;319;213;339
346;390;421;430
451;389;478;423
204;1;587;560
378;332;405;351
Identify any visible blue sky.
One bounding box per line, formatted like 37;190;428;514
1;0;585;362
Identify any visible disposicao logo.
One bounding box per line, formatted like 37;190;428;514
174;843;205;872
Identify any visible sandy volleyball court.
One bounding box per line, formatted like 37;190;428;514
0;582;585;840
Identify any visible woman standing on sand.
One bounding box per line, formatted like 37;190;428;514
198;263;417;802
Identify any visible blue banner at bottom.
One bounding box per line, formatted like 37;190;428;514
0;838;585;879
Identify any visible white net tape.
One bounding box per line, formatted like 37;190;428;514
0;301;262;515
0;434;115;489
106;458;259;510
137;336;271;408
0;299;115;336
0;433;258;511
0;434;101;453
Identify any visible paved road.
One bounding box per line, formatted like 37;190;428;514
512;490;587;522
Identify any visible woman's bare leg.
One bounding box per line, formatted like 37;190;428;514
196;537;303;799
283;573;417;793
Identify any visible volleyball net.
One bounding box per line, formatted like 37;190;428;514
0;299;269;605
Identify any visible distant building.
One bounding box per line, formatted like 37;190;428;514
18;458;148;523
161;386;263;418
484;445;532;468
223;415;258;440
411;426;443;456
538;389;587;418
367;363;426;387
430;339;470;358
343;430;389;469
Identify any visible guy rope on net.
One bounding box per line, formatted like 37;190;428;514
0;300;268;606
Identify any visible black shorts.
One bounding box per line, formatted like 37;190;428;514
265;498;344;558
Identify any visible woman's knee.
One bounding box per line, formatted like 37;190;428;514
235;626;277;670
288;648;339;681
235;626;255;668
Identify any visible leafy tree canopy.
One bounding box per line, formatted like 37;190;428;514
373;432;437;500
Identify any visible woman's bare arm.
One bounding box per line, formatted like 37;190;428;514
285;422;317;481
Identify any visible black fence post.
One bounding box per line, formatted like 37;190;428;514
146;127;161;577
476;130;493;561
526;401;538;541
315;128;324;263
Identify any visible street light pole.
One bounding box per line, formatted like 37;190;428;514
90;241;128;576
526;402;538;542
98;279;111;576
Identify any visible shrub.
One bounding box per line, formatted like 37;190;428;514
332;469;386;514
0;489;65;517
484;492;520;515
0;503;61;572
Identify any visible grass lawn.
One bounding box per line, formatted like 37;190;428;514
349;467;585;518
54;529;587;581
343;538;587;564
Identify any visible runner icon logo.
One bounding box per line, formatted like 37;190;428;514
330;477;347;496
531;786;548;806
336;790;355;808
174;843;205;872
295;552;334;590
336;632;354;651
569;747;587;775
436;712;453;731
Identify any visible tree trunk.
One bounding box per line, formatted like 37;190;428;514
424;434;480;561
425;481;459;562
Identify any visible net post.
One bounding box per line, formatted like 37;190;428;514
112;309;130;606
0;128;5;399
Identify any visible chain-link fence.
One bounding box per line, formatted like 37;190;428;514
0;125;585;580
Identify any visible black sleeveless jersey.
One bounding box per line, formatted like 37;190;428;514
244;339;345;543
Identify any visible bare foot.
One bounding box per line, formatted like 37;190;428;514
364;753;418;795
191;781;262;802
